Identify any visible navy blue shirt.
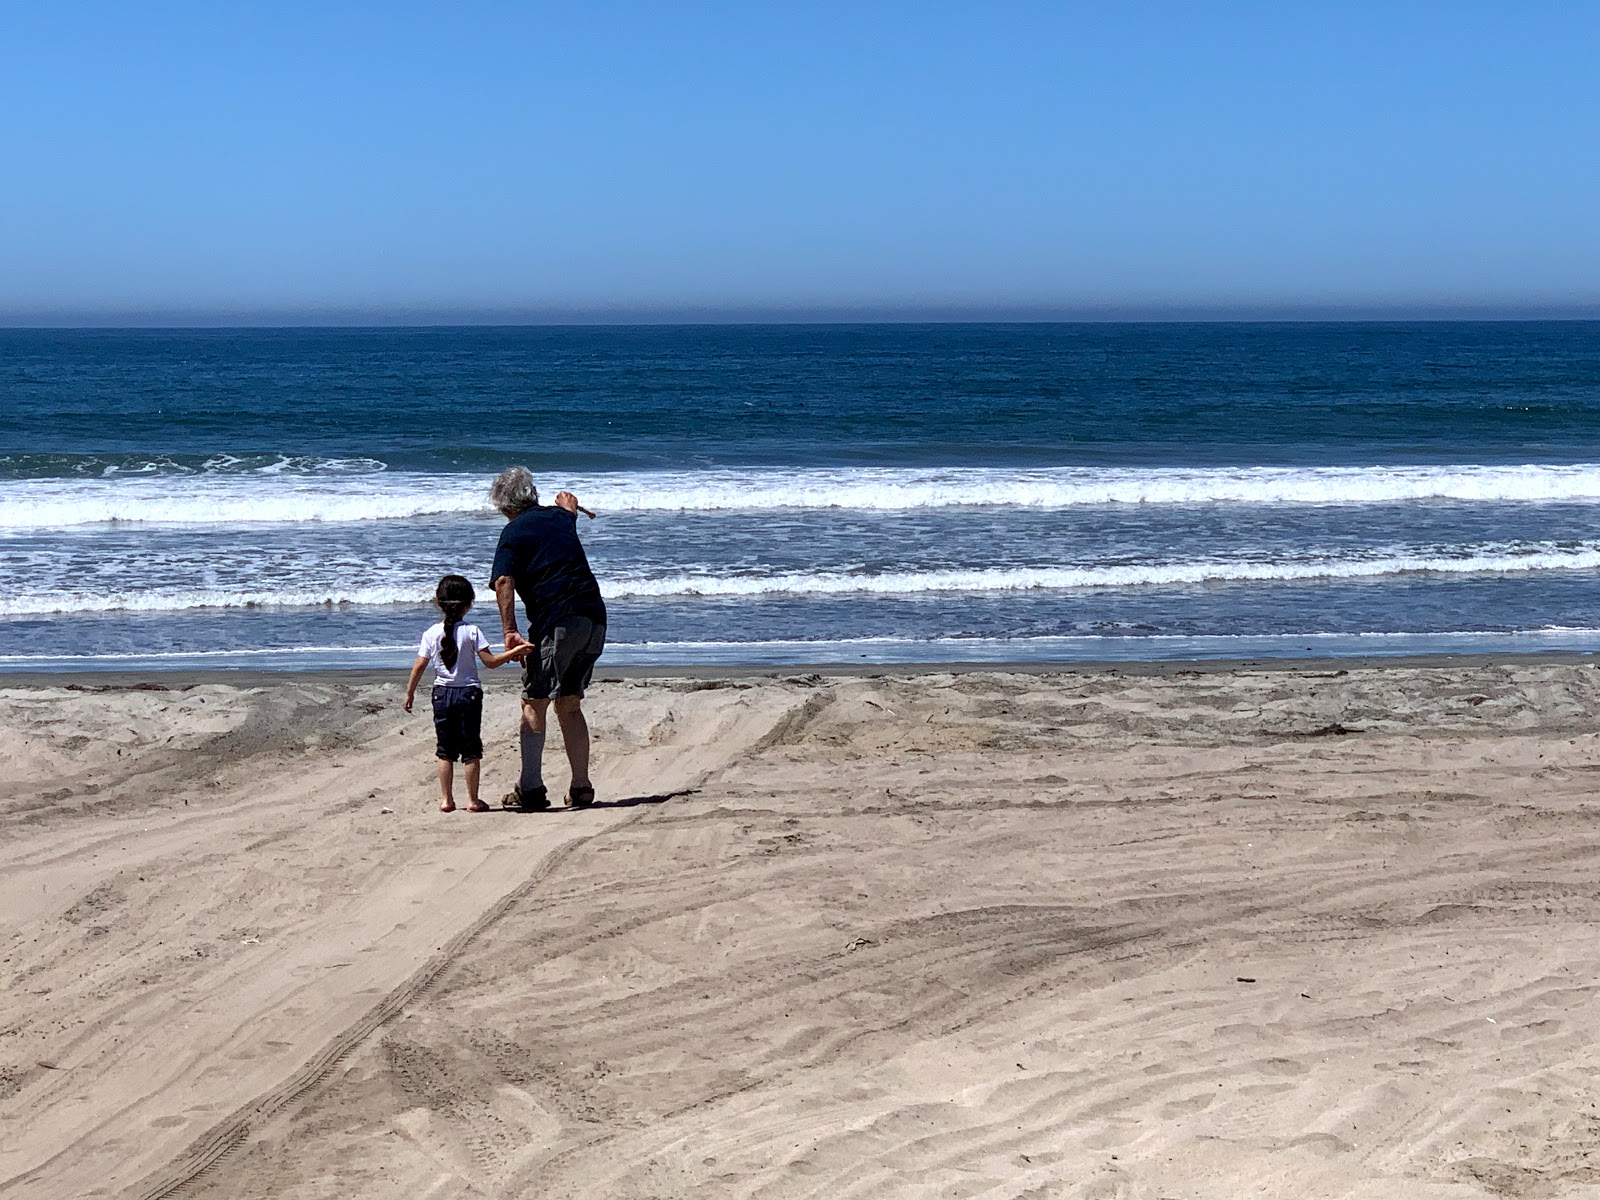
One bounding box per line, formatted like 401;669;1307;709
489;506;606;641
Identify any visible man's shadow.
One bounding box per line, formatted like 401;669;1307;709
584;787;695;810
500;788;696;813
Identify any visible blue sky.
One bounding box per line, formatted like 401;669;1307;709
2;2;1598;323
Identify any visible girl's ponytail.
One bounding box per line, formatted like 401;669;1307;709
434;575;475;671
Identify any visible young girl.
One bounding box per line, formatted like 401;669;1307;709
403;575;528;812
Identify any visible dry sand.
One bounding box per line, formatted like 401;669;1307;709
5;660;1600;1199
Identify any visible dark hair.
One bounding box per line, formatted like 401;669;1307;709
434;575;475;670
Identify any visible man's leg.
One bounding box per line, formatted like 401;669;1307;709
553;695;591;792
518;698;550;797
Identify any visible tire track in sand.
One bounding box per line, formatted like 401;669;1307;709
129;828;607;1200
123;681;823;1200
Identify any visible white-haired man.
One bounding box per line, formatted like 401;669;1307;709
487;466;607;810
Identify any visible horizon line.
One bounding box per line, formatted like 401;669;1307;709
6;306;1600;330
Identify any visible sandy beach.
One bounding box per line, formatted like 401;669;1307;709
5;658;1600;1199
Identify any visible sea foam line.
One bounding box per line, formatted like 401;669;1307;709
602;547;1600;597
588;464;1600;513
0;644;419;663
10;463;1600;528
0;477;490;530
6;544;1600;614
6;628;1600;674
0;587;432;616
4;628;1598;661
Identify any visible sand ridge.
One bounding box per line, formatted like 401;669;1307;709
5;662;1600;1197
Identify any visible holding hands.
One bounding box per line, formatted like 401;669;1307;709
402;635;532;712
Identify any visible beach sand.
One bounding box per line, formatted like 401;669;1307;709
5;659;1600;1199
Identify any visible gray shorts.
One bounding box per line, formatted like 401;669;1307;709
523;616;606;701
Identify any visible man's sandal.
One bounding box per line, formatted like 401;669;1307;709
502;785;549;812
565;785;596;809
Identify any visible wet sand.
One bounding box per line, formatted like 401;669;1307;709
5;657;1600;1198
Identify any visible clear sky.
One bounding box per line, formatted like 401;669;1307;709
3;2;1598;324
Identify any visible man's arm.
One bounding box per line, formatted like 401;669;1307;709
494;575;527;651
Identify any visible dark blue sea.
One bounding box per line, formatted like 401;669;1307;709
5;322;1600;672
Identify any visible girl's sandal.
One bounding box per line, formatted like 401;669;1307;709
565;785;596;809
467;800;491;813
439;800;456;813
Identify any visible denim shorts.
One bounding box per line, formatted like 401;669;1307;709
431;685;484;761
522;617;606;700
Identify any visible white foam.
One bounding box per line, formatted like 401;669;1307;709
0;643;418;663
597;464;1600;513
10;463;1600;529
7;542;1600;614
0;475;491;530
604;545;1600;598
605;628;1600;649
6;628;1600;674
598;629;1600;665
0;586;429;616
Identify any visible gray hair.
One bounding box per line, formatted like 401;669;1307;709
489;466;538;517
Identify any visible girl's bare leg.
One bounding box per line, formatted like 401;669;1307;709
437;759;456;812
464;760;488;811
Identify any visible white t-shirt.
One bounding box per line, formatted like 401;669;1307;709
418;622;489;687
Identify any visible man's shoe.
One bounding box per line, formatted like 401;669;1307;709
502;785;549;812
564;785;596;809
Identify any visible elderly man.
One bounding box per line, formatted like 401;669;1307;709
487;466;607;810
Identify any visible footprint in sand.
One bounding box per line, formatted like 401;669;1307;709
1161;1092;1216;1118
1257;1056;1310;1076
1281;1132;1353;1157
1240;1082;1296;1097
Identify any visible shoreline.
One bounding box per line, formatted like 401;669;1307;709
1;648;1596;690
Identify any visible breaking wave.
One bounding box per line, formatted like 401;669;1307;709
10;463;1600;529
7;542;1600;614
603;546;1600;597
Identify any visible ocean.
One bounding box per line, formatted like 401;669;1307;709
4;322;1600;673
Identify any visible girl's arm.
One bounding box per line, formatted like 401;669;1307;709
479;643;531;669
403;656;428;711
